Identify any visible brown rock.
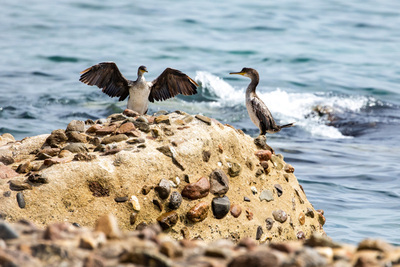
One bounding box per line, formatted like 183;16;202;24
228;249;281;267
66;131;87;143
38;148;60;157
101;134;128;144
95;214;120;239
86;124;103;134
157;211;178;230
209;169;229;195
254;150;272;161
43;222;72;241
230;204;242;218
181;177;210;200
195;114;211;125
66;120;85;132
0;155;14;165
9;180;32;191
246;209;254;220
45;129;68;147
43;157;71;166
141;185;153;195
284;164;295;173
123;109;140;117
272;210;287;223
16;161;32;173
116;122;136;135
202;150;211;162
298;212;305;225
358;239;394;252
187;202;209;222
154;115;171;124
96;125;117;135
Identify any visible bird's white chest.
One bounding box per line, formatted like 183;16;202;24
246;94;259;127
127;82;151;114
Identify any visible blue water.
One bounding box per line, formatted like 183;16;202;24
1;0;400;245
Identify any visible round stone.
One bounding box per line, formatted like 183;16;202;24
272;210;287;223
212;196;231;219
187;202;209;222
157;211;178;230
16;192;25;209
265;217;274;230
230;204;242;218
155;179;171;200
168;191;182;210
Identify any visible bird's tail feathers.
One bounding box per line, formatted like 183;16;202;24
279;122;295;129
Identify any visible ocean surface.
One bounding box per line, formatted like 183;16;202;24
1;0;400;245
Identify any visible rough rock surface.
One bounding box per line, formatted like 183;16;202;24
0;112;324;242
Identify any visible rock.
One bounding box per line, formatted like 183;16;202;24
228;249;281;267
155;115;171;124
212;196;231;219
16;192;25;208
244;196;250;202
66;131;87;143
271;155;284;170
251;186;258;195
128;138;146;144
202;150;211;162
114;196;129;203
0;165;18;180
318;212;326;226
0;222;19;240
228;162;242;177
108;113;127;122
357;239;394;252
274;184;283;197
37;147;60;157
209;169;229;195
168;191;182;210
141;185;153;195
297;231;305;240
45;129;68;147
265;218;274;230
95;125;117;135
254;150;272;161
86;124;103;134
155;178;171;200
9;180;32;191
157;211;178;230
284;164;295;173
123;109;139;117
133;121;150;133
116;122;136;135
230;204;242;218
0;155;14;165
66;120;85;132
95;214;120;239
256;226;263;240
73;153;96;161
181;177;210;200
101;134;128;144
298;212;305;225
259;190;274;202
153;199;163;211
305;208;315;218
195;114;211;125
63;143;88;153
130;196;141;211
272;210;287;223
187;202;209;222
130;212;138;225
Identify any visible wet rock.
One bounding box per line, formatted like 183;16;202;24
305;208;315;218
0;222;19;240
9;180;32;191
66;120;85;132
259;190;274;202
101;134;128;144
0;155;14;165
16;192;25;208
168;191;182;210
66;131;87;143
0;164;18;179
181;177;210;200
230;204;242;218
141;185;153;195
157;211;178;230
298;212;305;225
114;196;129;203
95;214;120;239
45;129;68;147
155;178;171;200
272;210;287;223
209;169;229;195
265;218;274;230
63;143;88;153
130;212;138;225
274;184;283;197
16;161;32;173
228;162;242;177
187;202;209;222
254;150;272;161
195;114;211;125
155;115;171;124
212;196;231;219
256;226;263;240
202;150;211;162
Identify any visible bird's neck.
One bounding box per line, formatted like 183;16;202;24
246;75;259;97
136;73;146;83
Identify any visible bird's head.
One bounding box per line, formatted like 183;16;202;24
229;67;258;79
138;65;148;76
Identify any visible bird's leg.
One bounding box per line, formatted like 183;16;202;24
254;135;275;154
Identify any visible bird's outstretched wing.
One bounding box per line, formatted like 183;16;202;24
148;68;198;103
251;96;279;135
79;62;130;101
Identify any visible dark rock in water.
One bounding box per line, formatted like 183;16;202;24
305;208;315;218
169;191;182;210
155;178;171;199
0;155;14;165
9;180;32;191
274;184;283;197
209;169;229;196
66;120;85;132
45;129;68;147
228;162;242;177
16;192;25;208
114;196;129;203
272;210;287;223
130;212;138;225
187;202;209;222
141;185;153;195
101;134;128;144
202;150;211;162
153;199;163;211
157;211;178;230
256;226;263;240
230;204;242;218
63;143;88;153
265;217;274;230
195;114;211;125
212;196;231;219
0;221;19;240
66;131;87;143
181;177;210;200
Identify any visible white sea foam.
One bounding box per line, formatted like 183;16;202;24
195;71;372;139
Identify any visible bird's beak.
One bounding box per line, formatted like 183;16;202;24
229;71;245;75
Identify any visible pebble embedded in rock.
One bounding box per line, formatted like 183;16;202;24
16;192;25;209
3;191;11;197
133;121;150;133
0;222;19;240
181;177;210;200
63;143;88;153
66;120;85;132
209;169;229;196
255;169;264;177
251;186;258;195
299;212;306;225
244;196;250;202
181;227;190;239
130;196;141;211
101;134;128;144
259;190;274;202
9;180;32;191
195;114;211;125
284;164;295;173
212;196;231;219
305;208;315;218
297;231;306;240
157;211;178;230
228;162;241;177
245;209;254;220
318;213;326;226
130;212;138;225
155;178;171;200
274;184;283;197
272;210;287;223
114;196;129;203
168;191;182;210
230;204;242;218
153;199;163;211
256;226;263;240
127;138;146;144
187;202;209;222
141;185;153;195
265;217;274;230
254;150;272;161
202;150;211;162
154;115;170;125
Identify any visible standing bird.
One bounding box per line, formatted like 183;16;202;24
79;62;198;115
230;68;294;135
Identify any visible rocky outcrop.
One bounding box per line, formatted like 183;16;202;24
0;111;325;242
